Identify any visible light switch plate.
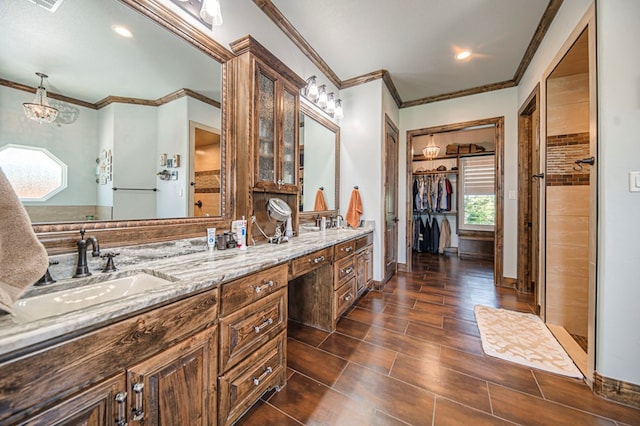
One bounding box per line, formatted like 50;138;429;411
508;190;517;200
629;171;640;192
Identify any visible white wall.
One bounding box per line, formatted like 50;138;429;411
340;80;383;280
0;86;98;206
596;0;640;385
111;104;157;219
399;88;519;278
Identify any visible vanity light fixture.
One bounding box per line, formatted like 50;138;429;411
334;99;344;119
304;76;319;101
23;72;58;124
317;85;328;108
199;0;223;27
326;92;336;114
422;134;440;159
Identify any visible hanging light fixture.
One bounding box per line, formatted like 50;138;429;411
199;0;223;27
422;134;440;160
23;72;58;124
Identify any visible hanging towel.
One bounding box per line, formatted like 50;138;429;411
0;168;48;315
345;188;363;228
313;188;328;211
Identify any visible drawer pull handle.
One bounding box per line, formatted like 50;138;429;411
253;366;273;386
311;255;325;264
254;317;274;333
342;246;353;253
344;293;353;302
255;280;274;293
131;382;144;421
115;391;127;426
341;266;354;276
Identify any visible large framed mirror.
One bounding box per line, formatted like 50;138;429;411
298;100;340;219
0;0;234;253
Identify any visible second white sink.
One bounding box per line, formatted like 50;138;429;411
13;273;173;323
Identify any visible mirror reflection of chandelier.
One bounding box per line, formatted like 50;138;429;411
422;134;440;160
22;72;58;124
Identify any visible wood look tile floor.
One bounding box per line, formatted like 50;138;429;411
236;253;640;426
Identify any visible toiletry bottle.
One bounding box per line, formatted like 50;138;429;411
207;228;216;251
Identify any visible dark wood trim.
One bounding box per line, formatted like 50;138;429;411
401;80;516;108
252;0;341;89
593;372;640;409
31;0;233;254
512;0;564;84
502;277;517;288
0;78;97;110
230;35;306;89
341;70;402;108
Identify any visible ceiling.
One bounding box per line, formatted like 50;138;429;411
266;0;556;105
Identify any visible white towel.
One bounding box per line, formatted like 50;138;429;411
0;167;48;314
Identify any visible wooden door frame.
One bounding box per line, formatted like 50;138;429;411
405;117;505;286
540;4;596;383
517;85;540;299
383;114;399;284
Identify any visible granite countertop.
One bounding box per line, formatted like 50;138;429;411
0;226;373;359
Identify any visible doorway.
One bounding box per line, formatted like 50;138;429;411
541;11;597;380
189;121;221;217
383;115;399;284
405;117;505;286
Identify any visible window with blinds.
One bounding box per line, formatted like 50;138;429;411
460;155;495;229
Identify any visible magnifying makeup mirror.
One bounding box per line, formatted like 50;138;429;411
253;198;292;244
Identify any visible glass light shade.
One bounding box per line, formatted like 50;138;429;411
317;85;327;108
334;99;344;119
306;76;319;100
422;135;440;159
23;74;58;124
200;0;223;26
326;93;336;114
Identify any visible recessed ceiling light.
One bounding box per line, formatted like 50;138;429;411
112;25;134;39
456;50;472;60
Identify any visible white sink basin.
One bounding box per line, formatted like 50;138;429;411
13;273;172;323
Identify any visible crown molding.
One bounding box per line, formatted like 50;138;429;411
401;80;516;108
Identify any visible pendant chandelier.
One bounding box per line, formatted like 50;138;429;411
422;134;440;159
23;72;58;124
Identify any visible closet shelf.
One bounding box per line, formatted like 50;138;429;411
414;210;457;216
413;170;458;176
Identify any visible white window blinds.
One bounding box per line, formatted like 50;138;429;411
462;155;495;196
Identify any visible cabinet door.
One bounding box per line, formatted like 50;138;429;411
255;66;277;187
20;375;127;426
126;327;217;426
356;250;367;295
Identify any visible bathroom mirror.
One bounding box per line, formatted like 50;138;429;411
0;0;228;225
298;101;339;216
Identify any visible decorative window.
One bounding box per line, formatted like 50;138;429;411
0;144;67;201
459;155;495;230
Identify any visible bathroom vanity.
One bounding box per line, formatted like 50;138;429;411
0;227;373;425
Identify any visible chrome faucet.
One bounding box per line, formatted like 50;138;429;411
73;229;100;278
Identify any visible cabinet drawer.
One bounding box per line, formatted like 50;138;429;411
355;233;373;251
220;288;287;372
335;239;356;260
334;277;357;319
220;264;287;316
334;255;356;288
288;246;334;280
218;331;286;426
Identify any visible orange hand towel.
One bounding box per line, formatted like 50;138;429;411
314;189;328;211
0;168;48;314
345;188;363;228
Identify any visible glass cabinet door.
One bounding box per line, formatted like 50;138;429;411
282;89;296;185
257;71;276;183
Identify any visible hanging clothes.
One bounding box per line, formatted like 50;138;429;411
439;217;451;254
421;216;431;253
430;216;440;254
445;178;453;211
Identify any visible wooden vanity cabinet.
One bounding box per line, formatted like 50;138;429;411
0;288;219;426
218;264;288;425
